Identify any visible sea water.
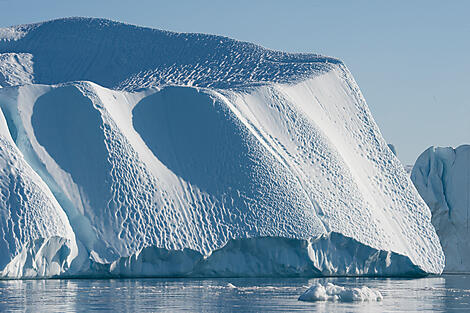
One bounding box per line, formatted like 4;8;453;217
0;275;469;312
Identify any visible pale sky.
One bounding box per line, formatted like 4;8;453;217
1;0;468;164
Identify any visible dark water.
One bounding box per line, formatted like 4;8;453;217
0;275;469;312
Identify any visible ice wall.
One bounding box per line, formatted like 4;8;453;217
0;96;76;278
412;145;470;272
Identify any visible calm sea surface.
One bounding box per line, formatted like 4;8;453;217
0;275;469;312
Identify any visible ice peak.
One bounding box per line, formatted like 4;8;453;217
0;17;341;91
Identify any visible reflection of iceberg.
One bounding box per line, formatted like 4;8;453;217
411;145;470;272
0;276;452;312
0;18;444;278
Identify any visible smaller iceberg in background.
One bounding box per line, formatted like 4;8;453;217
411;145;470;272
298;282;383;302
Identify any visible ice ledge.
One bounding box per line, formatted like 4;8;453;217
1;232;425;279
89;232;428;278
0;236;75;279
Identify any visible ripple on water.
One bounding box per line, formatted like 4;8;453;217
0;276;469;312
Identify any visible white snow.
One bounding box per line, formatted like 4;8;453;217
0;102;77;278
0;53;34;87
298;282;383;302
0;26;29;42
0;17;337;90
411;145;470;272
0;17;445;278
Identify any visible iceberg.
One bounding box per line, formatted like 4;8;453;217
411;145;470;272
298;282;383;302
0;17;444;278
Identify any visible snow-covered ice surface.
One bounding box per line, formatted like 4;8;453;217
0;17;444;278
411;145;470;272
0;53;34;87
298;282;383;302
0;18;337;90
0;104;77;278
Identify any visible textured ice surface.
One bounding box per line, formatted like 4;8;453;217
411;145;470;272
0;18;444;278
0;103;76;278
0;53;34;87
0;17;338;90
108;232;425;278
298;282;383;302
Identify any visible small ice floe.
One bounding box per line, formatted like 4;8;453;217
298;282;383;302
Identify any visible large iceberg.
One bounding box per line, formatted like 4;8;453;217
411;145;470;272
0;18;444;278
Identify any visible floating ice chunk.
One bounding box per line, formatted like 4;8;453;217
298;282;383;302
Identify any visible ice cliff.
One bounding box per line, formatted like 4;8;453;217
411;145;470;272
0;17;444;278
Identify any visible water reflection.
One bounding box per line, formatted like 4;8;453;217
444;274;470;311
0;275;465;312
